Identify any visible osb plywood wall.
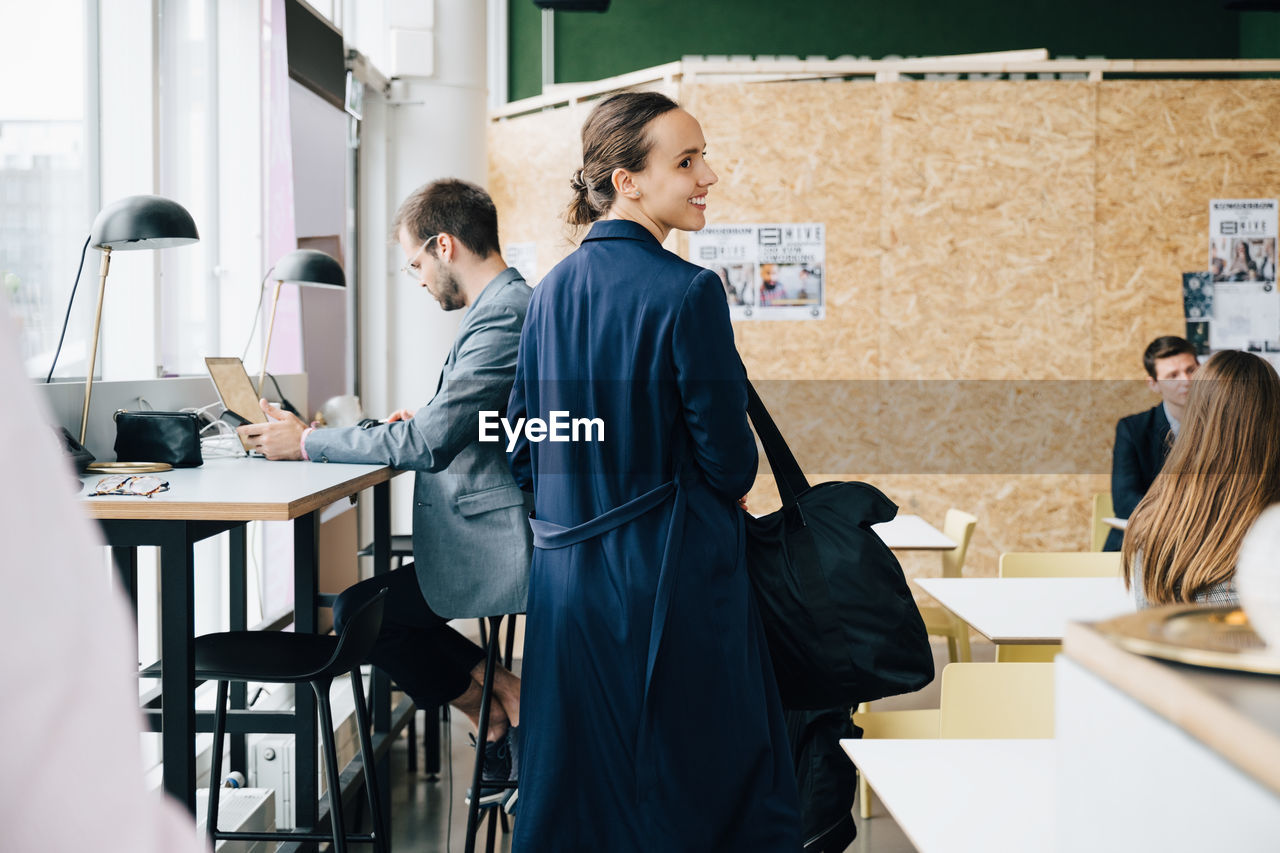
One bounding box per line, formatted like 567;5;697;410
488;79;1280;582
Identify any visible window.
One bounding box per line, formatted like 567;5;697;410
4;1;269;381
1;0;94;380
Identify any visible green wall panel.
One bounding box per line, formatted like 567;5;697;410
508;0;1246;102
1239;11;1280;60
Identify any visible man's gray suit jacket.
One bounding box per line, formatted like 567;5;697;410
305;268;533;618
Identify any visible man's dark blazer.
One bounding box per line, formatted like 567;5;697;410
1105;404;1173;551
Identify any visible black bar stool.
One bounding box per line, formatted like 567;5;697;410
464;613;522;853
200;587;391;853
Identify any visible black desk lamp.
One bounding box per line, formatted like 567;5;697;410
257;249;345;394
82;195;199;470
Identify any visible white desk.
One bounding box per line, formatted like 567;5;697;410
79;457;401;825
841;738;1055;853
915;577;1134;644
1060;623;1280;850
873;514;957;551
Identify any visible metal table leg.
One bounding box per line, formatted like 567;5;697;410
158;522;197;814
229;524;248;777
293;511;320;831
371;481;393;832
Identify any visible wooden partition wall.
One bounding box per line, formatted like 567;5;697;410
488;77;1280;581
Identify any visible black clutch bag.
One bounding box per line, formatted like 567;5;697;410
113;410;204;467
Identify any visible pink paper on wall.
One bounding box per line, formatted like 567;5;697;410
262;0;302;380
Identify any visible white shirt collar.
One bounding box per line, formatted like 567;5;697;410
1163;401;1181;437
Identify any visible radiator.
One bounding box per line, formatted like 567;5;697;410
194;787;276;853
246;674;365;829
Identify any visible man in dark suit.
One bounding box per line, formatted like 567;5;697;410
1105;335;1200;551
238;179;532;804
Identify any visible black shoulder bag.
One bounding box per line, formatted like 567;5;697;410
744;382;933;710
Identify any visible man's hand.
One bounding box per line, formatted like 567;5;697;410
236;398;308;460
385;408;415;423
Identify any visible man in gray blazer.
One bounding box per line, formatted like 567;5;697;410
238;179;531;803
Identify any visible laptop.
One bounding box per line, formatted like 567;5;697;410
205;357;267;450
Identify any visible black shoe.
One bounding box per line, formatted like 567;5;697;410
465;731;514;808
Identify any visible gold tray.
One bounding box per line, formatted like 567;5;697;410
85;461;173;474
1095;605;1280;675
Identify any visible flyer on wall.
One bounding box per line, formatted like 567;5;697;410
688;223;826;321
1208;199;1279;354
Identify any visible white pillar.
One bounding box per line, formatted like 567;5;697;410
361;0;489;534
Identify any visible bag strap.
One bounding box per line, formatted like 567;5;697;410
745;380;809;507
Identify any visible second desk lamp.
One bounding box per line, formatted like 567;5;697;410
257;249;346;396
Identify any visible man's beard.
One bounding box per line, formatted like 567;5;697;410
431;259;465;311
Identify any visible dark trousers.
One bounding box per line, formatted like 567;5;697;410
333;564;486;708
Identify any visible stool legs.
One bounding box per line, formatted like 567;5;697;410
205;674;385;850
206;680;231;848
350;669;390;853
314;678;349;853
464;615;504;853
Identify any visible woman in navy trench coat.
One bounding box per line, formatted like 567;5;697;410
507;92;801;852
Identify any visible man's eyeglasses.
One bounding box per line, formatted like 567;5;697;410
399;234;443;281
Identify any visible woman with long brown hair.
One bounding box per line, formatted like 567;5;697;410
506;92;801;850
1122;349;1280;607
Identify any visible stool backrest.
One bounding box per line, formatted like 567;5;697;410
325;587;389;677
998;551;1122;578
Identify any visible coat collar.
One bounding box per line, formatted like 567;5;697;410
582;218;661;245
451;267;525;354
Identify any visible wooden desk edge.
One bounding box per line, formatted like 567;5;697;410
1064;621;1280;797
81;467;400;521
286;467;399;518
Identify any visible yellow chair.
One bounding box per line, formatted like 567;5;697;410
938;661;1055;738
918;509;979;663
1090;492;1114;551
856;510;978;816
998;551;1122;578
853;662;1054;817
996;644;1059;662
851;705;941;819
994;551;1122;661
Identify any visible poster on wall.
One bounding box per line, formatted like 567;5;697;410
1209;199;1277;283
1208;199;1280;354
688;223;826;321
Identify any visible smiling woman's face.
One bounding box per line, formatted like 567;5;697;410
625;109;718;241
